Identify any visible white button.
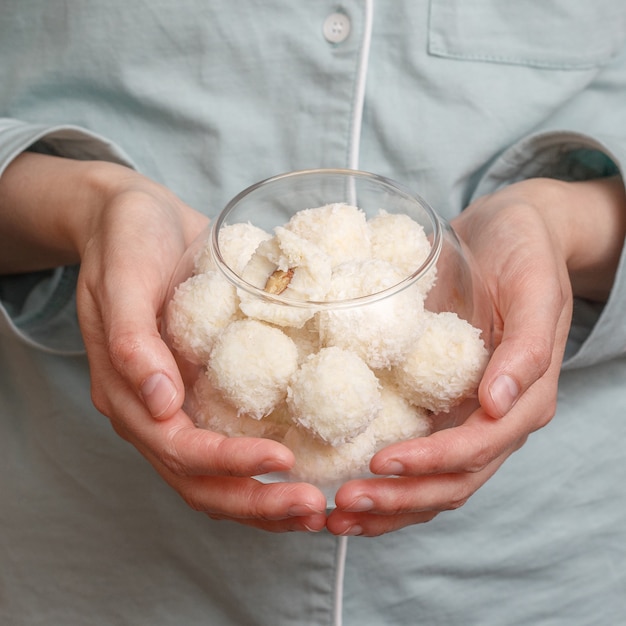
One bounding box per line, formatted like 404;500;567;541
323;12;351;44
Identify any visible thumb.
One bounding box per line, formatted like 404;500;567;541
478;279;569;419
106;299;186;420
77;264;186;421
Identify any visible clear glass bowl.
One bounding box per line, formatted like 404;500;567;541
163;169;493;503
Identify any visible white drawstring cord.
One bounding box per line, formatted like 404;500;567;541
333;535;349;626
334;2;374;625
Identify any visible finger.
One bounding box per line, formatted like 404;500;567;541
328;457;509;537
78;263;186;423
368;406;527;478
479;262;571;419
116;405;296;478
208;512;328;534
165;475;328;522
141;440;328;529
103;275;186;420
336;452;507;514
327;512;438;537
327;505;438;537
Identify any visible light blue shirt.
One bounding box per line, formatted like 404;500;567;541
1;2;625;624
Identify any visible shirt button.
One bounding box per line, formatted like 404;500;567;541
323;12;351;44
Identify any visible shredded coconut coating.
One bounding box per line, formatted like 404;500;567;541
190;373;288;440
368;209;437;295
318;259;425;369
284;203;371;266
238;229;331;327
287;346;382;446
393;311;489;413
208;319;299;419
166;270;239;365
283;425;375;485
167;201;491;492
366;384;432;449
281;319;321;364
193;222;272;275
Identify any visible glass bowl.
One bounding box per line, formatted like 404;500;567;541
162;169;493;504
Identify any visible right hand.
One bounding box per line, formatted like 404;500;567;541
0;153;328;531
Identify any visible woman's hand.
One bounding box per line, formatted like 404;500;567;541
326;176;626;537
0;153;327;532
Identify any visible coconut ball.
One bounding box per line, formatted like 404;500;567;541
189;372;287;440
368;209;437;296
281;318;321;364
218;222;273;275
368;209;432;276
238;229;331;328
393;311;489;413
208;319;299;419
318;259;425;369
193;222;271;275
166;270;239;365
284;203;371;267
283;425;376;486
287;346;382;446
366;384;432;449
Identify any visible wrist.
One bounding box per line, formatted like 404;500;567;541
0;153;143;273
61;158;147;259
539;176;626;301
496;176;626;302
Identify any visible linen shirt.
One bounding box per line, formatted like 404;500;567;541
1;2;625;624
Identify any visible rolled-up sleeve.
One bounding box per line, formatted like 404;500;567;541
0;118;135;354
470;130;626;369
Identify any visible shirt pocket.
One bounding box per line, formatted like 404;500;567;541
428;0;626;70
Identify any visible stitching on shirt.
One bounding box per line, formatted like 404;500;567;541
427;45;609;71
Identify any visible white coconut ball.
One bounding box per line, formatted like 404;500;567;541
287;346;382;446
366;384;432;449
393;311;489;413
208;319;299;419
189;372;287;439
368;209;432;276
368;209;437;297
166;270;239;365
193;222;271;275
318;259;425;369
283;425;376;486
284;203;371;267
281;318;321;364
238;229;331;328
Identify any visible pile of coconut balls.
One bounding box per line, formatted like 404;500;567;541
166;203;489;488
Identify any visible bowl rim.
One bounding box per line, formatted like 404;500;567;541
209;168;443;310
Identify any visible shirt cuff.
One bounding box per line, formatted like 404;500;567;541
0;119;136;354
469;130;626;369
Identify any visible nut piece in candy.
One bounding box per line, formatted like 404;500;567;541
264;268;295;294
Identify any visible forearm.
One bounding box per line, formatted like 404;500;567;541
550;176;626;302
480;176;626;303
0;152;139;274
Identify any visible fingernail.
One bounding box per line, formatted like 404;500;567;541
341;525;363;536
302;523;323;533
255;460;282;474
141;373;177;418
379;460;405;476
288;504;324;517
489;374;519;417
345;497;374;513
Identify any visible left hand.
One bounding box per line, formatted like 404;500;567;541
326;176;625;537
